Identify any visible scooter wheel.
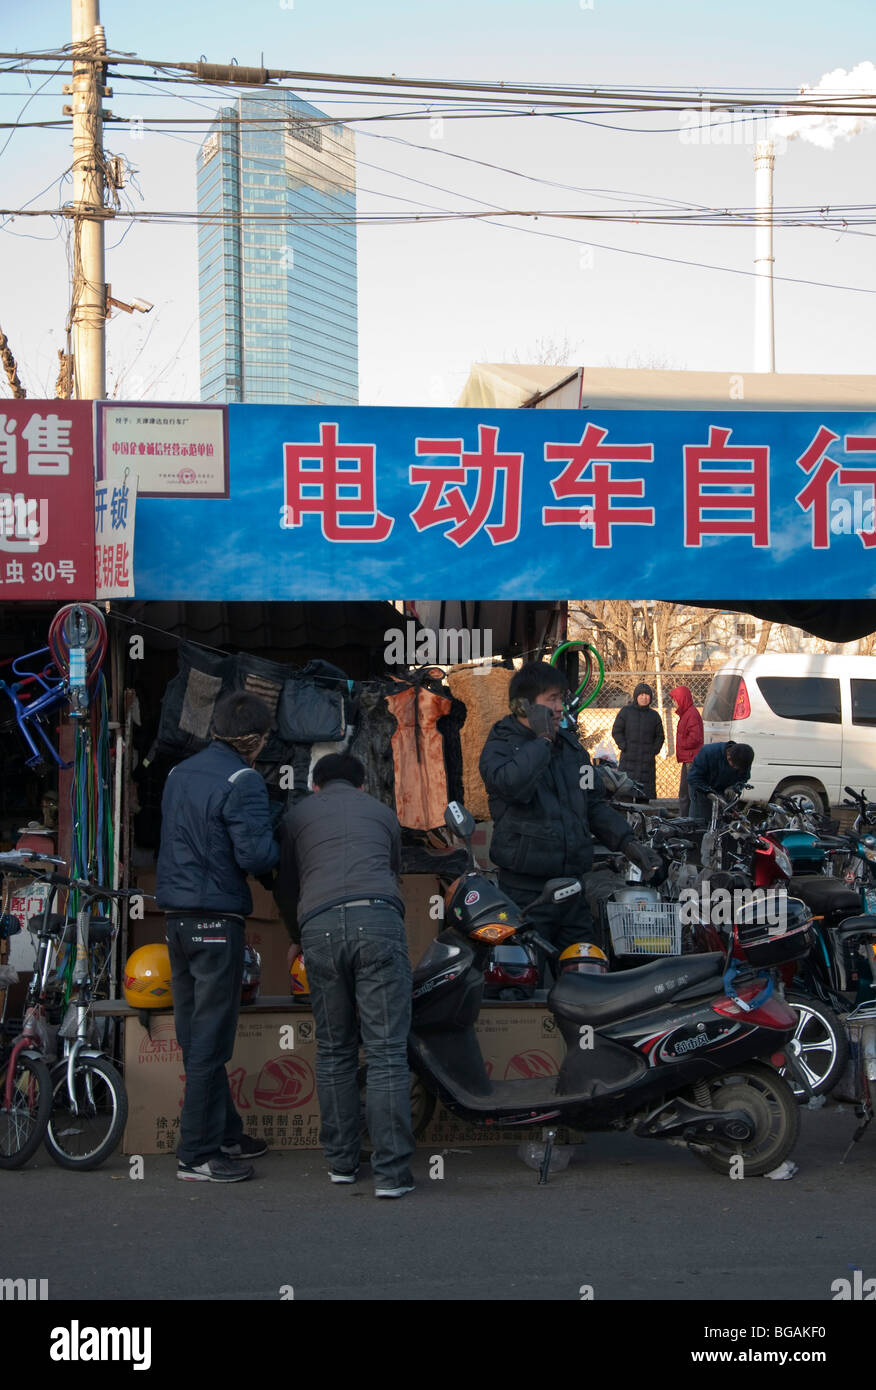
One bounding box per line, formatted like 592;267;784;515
357;1067;436;1149
780;994;849;1101
690;1063;800;1177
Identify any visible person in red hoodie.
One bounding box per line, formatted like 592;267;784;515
670;685;704;817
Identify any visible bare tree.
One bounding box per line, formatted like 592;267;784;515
569;601;725;670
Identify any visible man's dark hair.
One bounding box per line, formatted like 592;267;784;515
212;692;273;740
313;752;365;789
509;661;569;709
727;741;754;771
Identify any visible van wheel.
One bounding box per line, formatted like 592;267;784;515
774;780;827;817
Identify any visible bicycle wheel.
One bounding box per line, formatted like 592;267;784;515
0;1053;52;1169
45;1055;127;1170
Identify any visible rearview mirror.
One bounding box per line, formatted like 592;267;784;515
548;878;582;904
444;801;476;841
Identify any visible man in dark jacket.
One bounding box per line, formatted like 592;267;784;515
156;692;279;1183
479;662;661;961
687;740;755;824
274;753;415;1199
611;683;665;802
669;685;704;817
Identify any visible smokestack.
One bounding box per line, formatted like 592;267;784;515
753;139;776;373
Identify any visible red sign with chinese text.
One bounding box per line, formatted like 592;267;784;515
0;401;94;599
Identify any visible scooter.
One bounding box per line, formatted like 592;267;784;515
407;802;803;1181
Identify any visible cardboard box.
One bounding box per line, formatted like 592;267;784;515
131;869;442;991
122;1004;569;1155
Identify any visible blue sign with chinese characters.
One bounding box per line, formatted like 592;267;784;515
130;406;876;600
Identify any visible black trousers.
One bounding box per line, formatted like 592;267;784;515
498;875;606;980
165;914;245;1166
678;763;691;817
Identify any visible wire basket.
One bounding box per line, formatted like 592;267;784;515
606;901;683;956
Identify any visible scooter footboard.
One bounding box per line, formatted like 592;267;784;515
554;1017;647;1096
409;1027;492;1099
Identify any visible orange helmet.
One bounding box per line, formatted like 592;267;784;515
290;954;309;995
558;942;609;975
123;943;173;1008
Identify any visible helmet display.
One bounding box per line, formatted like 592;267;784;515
290;954;309;996
241;942;262;1005
558;942;609;975
123;943;173;1008
484;942;538;1000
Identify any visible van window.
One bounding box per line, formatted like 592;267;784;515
756;676;841;724
851;679;876;726
703;674;740;723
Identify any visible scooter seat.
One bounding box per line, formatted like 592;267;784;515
548;952;725;1027
787;876;861;918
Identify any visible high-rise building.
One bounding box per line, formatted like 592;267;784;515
196;90;358;405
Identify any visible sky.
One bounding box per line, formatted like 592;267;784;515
1;0;875;407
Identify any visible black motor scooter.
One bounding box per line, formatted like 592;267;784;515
408;802;805;1181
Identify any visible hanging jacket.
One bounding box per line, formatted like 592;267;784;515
669;684;704;764
611;683;665;799
386;681;452;830
479;716;634;886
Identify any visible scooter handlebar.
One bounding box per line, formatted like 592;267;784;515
518;929;559;959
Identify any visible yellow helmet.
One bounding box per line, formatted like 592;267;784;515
558;942;609;975
123;943;173;1008
290;954;309;996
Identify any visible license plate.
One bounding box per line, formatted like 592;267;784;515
864;887;876;916
628;863;642;883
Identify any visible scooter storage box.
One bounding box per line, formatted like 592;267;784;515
734;897;814;968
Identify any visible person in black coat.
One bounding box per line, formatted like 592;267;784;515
611;683;665;801
479;662;661;964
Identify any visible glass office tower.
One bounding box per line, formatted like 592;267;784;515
197;91;358;404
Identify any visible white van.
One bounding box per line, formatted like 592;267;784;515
701;653;876;812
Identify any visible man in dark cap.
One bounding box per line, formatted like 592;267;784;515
687;740;755;825
157;691;279;1184
611;683;665;802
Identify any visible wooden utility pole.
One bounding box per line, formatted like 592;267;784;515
69;0;109;399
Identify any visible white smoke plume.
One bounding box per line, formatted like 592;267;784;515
774;61;876;150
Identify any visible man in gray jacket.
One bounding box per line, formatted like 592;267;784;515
274;752;415;1198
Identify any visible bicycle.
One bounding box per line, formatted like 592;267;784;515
6;856;140;1170
0;851;62;1167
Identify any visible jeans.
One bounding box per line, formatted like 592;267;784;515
165;914;245;1166
301;903;414;1189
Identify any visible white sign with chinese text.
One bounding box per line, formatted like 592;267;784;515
98;405;227;498
95;471;137;599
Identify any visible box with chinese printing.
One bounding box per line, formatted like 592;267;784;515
122;1002;569;1154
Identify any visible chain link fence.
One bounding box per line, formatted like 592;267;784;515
587;669;713;709
576;670;713;799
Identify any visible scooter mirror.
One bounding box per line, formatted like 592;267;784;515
444;801;476;841
546;877;582;903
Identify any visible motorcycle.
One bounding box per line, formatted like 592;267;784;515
701;791;873;1100
404;801;804;1182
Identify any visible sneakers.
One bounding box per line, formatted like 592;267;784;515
374;1183;415;1199
328;1169;359;1184
177;1156;254;1183
221;1134;268;1159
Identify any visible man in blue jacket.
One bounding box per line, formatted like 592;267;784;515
156;692;279;1183
687;740;755;825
